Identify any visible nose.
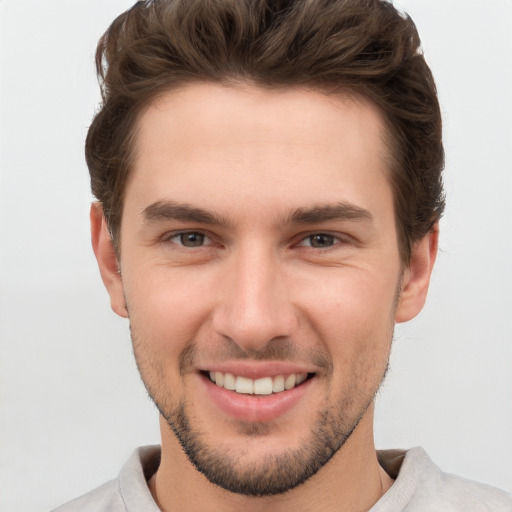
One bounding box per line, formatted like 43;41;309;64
212;243;297;353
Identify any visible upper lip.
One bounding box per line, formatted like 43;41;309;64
199;361;315;379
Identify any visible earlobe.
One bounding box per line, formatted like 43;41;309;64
395;224;439;324
90;203;128;318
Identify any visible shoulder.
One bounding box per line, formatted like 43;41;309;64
50;479;122;512
375;447;512;511
436;472;512;511
50;445;161;512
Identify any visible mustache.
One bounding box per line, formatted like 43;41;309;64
179;337;332;375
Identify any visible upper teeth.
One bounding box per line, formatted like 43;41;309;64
209;371;308;395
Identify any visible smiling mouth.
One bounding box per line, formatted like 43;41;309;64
205;371;315;395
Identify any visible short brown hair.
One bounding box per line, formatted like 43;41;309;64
86;0;444;262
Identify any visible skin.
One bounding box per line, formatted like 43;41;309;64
92;83;438;512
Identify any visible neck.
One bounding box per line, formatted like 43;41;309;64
149;403;393;512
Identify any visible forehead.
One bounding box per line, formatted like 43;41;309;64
127;83;393;224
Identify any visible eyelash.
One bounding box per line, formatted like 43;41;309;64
162;230;349;250
163;231;214;248
296;233;345;249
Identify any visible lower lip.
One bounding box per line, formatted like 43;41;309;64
201;374;313;423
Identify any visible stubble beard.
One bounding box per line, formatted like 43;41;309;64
131;334;391;497
158;390;379;497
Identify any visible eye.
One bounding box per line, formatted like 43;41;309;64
168;232;211;247
298;233;339;248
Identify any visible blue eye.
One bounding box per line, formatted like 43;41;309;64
300;234;338;248
170;232;209;247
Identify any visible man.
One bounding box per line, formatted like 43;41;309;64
53;0;512;510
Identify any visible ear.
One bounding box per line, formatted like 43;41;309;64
90;203;128;318
395;224;439;323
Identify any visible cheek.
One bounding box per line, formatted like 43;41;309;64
310;286;394;407
123;268;214;354
297;269;397;367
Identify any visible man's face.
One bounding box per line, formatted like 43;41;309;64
100;84;422;495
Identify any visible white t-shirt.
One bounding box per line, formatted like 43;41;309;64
51;445;512;511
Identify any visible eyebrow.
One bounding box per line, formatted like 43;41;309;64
142;200;373;227
142;201;232;226
285;203;374;225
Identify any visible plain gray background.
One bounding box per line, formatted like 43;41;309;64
1;1;511;511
